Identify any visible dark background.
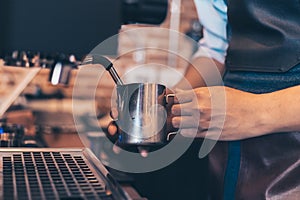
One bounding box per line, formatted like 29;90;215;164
0;0;168;59
0;0;121;58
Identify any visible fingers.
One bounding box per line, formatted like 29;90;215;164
171;89;197;115
110;107;118;119
180;128;199;138
172;116;210;130
179;128;210;139
171;101;197;115
179;128;226;141
172;116;198;128
107;120;118;136
173;89;194;104
108;107;119;136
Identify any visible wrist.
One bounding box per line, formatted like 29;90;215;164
254;93;279;135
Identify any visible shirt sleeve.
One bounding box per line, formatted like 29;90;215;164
193;0;228;64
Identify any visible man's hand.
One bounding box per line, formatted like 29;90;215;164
171;86;270;141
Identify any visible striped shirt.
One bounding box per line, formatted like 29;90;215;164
193;0;228;64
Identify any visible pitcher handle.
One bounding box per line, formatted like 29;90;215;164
165;93;175;104
167;131;178;141
166;93;177;141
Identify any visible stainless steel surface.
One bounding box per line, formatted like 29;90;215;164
0;148;128;200
117;83;172;146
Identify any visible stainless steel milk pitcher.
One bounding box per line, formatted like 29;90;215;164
116;83;175;146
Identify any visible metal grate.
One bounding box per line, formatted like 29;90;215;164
2;151;115;200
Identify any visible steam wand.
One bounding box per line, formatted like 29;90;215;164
82;55;123;85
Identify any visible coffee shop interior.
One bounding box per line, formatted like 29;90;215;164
0;0;208;199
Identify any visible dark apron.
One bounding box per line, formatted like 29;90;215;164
208;64;300;200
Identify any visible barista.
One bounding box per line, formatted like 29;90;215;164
110;0;300;199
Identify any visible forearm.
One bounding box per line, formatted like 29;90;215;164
260;85;300;134
175;56;225;89
172;85;300;141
